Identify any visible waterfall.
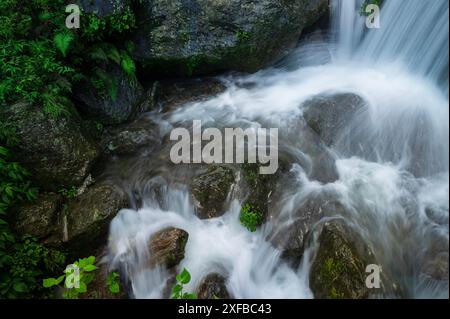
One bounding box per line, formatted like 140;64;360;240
106;0;449;299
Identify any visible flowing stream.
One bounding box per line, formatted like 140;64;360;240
106;0;449;299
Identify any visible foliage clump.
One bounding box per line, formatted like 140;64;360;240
171;268;197;299
240;203;263;232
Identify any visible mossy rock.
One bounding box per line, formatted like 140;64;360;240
310;221;375;299
63;182;128;256
0;102;99;191
132;0;329;76
197;273;231;299
190;165;236;219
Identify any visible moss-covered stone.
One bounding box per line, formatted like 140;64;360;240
11;192;63;243
197;273;231;299
63;181;128;256
240;162;278;224
309;221;374;299
0;102;99;191
132;0;329;76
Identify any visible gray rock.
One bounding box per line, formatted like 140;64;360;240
12;193;63;242
132;0;329;76
0;102;99;191
103;117;161;155
197;273;230;299
190;165;236;219
148;227;189;268
303;93;367;146
74;64;144;125
64;182;128;253
271;192;347;267
157;78;226;112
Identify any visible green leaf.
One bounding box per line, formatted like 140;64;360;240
13;282;28;293
75;281;87;294
83;264;98;272
55;275;65;285
176;268;191;285
182;293;197;299
171;284;182;297
54;32;74;57
43;278;57;288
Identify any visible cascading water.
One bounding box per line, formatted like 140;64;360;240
106;0;449;299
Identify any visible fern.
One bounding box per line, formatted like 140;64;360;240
120;52;136;79
53;32;74;57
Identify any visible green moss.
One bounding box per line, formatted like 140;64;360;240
240;203;263;232
236;30;251;43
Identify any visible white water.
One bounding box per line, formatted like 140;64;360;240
107;0;449;299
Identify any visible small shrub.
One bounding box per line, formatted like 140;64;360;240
171;268;197;299
240;203;262;232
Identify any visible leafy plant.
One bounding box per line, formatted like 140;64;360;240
54;32;74;57
240;203;262;232
58;186;78;199
106;272;121;294
43;257;122;298
360;0;383;16
43;256;98;299
171;268;197;299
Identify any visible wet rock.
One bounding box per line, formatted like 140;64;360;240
280;117;339;183
423;252;449;282
11;193;63;242
148;227;189;268
239;162;281;224
197;274;230;299
303;93;367;147
157;78;226;112
190;165;236;219
103;117;161;155
74;64;143;125
272;192;347;267
64;182;128;254
132;0;329;76
309;220;376;299
0;102;99;191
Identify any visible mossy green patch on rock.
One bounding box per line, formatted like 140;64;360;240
310;221;374;299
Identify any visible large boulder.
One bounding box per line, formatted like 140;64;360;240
11;193;63;243
132;0;329;76
190;165;236;219
63;182;128;254
0;103;99;191
197;273;230;299
271;191;347;267
148;227;189;269
74;64;144;125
